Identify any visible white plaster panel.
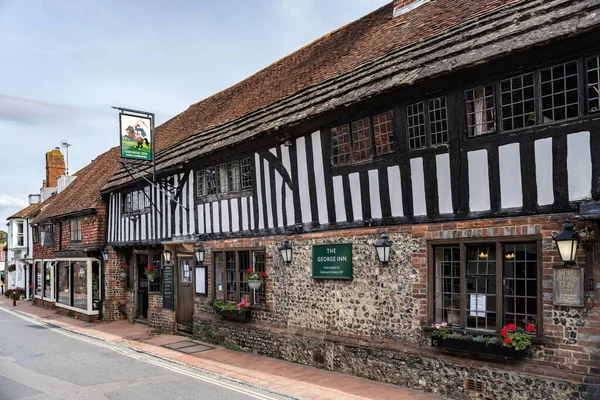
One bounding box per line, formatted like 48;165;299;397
568;131;592;201
296;136;312;223
281;145;295;226
197;204;205;234
263;159;274;228
204;203;212;234
311;131;328;224
436;153;453;214
387;166;403;217
230;198;239;232
212;201;220;233
410;158;427;216
221;199;230;232
468;150;491;212
368;169;382;219
499;143;523;209
349;172;362;221
535;137;554;206
333;175;346;222
254;153;264;229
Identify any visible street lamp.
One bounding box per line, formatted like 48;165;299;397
552;220;579;266
162;248;172;264
194;244;205;264
278;238;293;264
374;233;392;263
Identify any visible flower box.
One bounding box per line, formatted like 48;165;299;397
431;336;525;359
214;308;251;323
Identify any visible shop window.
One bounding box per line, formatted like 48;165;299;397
586;55;600;113
35;261;42;297
331;110;395;166
197;158;253;199
432;241;539;334
466;85;496;136
57;261;70;306
55;258;101;313
44;261;53;299
213;249;266;306
91;261;100;310
70;219;82;242
407;98;447;149
123;187;151;214
540;61;579;123
73;261;87;310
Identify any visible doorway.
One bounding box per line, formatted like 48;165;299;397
136;254;149;319
176;257;194;332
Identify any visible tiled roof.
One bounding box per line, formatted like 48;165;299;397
33;147;121;223
104;0;600;190
8;203;42;220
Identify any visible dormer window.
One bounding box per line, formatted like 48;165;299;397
393;0;431;17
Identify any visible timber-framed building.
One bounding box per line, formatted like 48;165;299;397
101;1;600;397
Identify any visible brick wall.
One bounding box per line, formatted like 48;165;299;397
193;213;599;398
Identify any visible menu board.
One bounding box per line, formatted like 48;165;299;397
162;265;174;311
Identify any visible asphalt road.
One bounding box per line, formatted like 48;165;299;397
0;307;292;400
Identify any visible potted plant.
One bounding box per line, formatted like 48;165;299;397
145;265;158;282
244;268;266;290
212;299;251;322
117;263;129;279
431;322;535;359
7;264;16;273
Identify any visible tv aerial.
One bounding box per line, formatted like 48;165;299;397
61;139;72;176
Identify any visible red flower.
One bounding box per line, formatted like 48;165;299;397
247;268;253;273
500;328;508;337
504;337;512;345
526;324;536;333
118;263;122;267
506;323;516;331
261;271;267;278
147;266;153;271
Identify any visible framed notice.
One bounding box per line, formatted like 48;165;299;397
119;114;152;161
195;266;207;295
469;294;486;317
553;267;585;307
312;244;352;280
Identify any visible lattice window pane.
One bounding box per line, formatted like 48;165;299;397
466;85;496;136
144;187;151;209
240;158;253;189
229;161;240;192
205;167;218;195
540;61;579;123
253;252;266;305
351;117;372;162
500;73;536;131
407;102;426;149
373;111;394;155
226;252;237;302
239;251;250;303
586;55;600;113
428;97;448;145
217;164;228;193
504;243;537;333
434;246;461;326
331;124;352;166
196;170;205;196
466;244;497;331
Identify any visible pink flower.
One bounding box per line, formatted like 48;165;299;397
435;324;440;329
441;322;447;327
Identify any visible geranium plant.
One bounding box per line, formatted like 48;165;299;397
501;323;536;351
145;265;158;281
118;263;129;274
244;268;267;281
213;299;250;313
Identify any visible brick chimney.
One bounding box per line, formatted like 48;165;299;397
44;147;66;188
393;0;430;17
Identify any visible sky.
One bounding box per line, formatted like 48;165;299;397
0;0;389;228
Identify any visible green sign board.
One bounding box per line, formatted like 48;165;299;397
312;244;352;279
119;113;153;161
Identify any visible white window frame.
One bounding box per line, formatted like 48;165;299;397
54;258;101;315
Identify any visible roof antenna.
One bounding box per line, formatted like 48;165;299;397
61;139;72;176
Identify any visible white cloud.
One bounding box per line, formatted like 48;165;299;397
0;94;74;124
0;195;27;210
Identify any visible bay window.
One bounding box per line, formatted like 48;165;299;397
55;258;101;314
431;241;539;334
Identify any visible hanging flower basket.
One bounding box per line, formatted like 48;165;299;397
244;268;266;290
145;265;158;282
246;280;262;290
118;263;129;280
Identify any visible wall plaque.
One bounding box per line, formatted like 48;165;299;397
312;244;352;280
553;266;585;307
162;265;175;311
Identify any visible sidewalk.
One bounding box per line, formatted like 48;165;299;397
0;299;441;400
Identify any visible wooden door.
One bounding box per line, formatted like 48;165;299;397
176;257;193;331
136;254;149;319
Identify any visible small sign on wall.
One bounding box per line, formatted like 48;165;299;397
312;244;352;280
553;266;585;307
195;266;207;295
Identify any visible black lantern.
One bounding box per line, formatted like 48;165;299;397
194;244;205;264
552;220;579;266
102;247;109;262
374;232;392;263
278;238;293;264
162;248;172;264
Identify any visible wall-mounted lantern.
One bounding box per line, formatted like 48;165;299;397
194;243;205;264
102;247;109;262
278;238;293;264
552;220;580;266
162;248;172;264
374;232;392;263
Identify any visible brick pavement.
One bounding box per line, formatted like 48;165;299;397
0;298;442;400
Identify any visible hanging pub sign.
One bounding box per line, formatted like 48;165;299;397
312;243;352;279
119;113;153;161
553;266;585;307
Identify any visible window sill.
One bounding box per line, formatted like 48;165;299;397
55;303;98;315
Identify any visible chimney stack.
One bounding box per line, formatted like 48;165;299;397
393;0;430;17
44;148;66;188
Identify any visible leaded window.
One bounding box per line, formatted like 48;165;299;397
429;97;449;145
123;187;151;214
373;111;394;155
197;158;252;199
351;117;372;162
70;219;81;242
586;55;600;113
407;98;448;149
500;73;536;131
540;61;579;122
407;102;426;149
466;85;496;136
